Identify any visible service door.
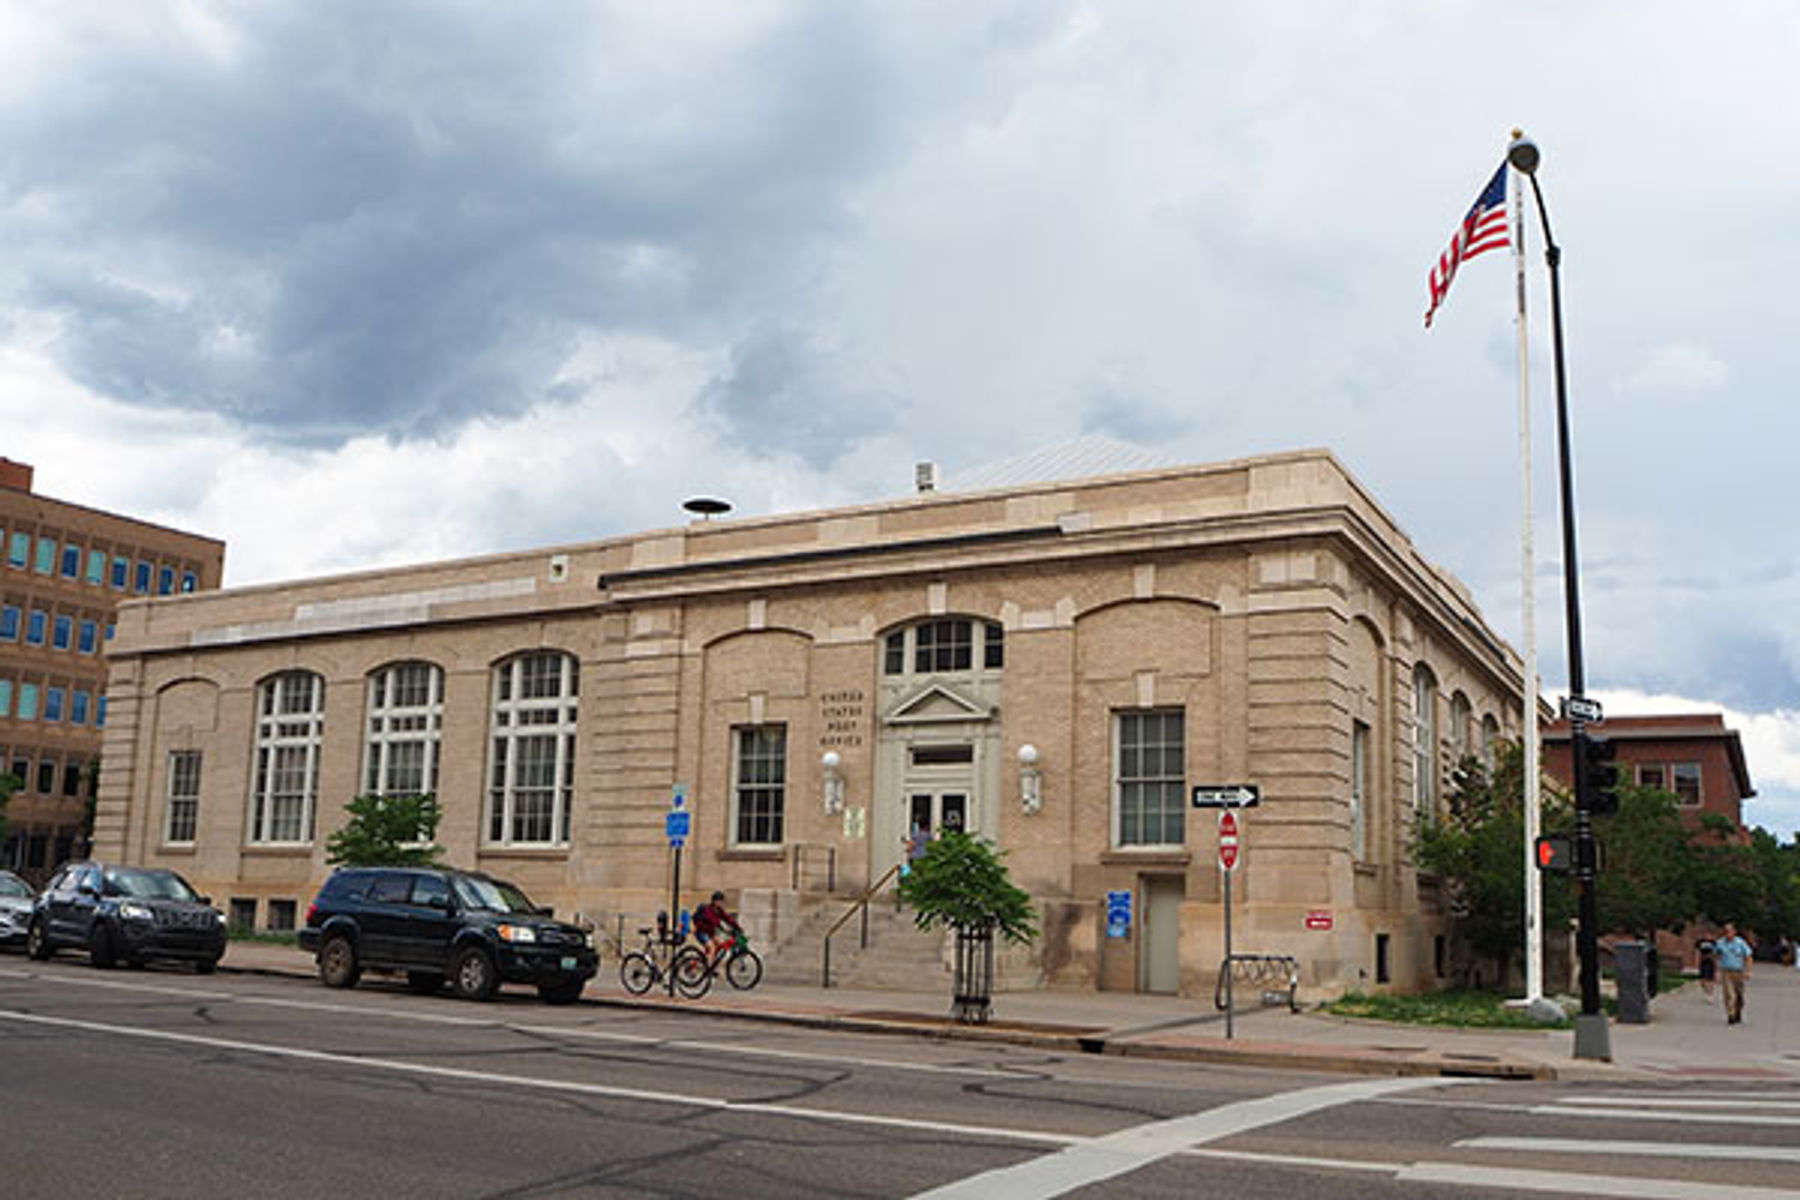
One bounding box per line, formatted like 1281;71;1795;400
1139;875;1183;994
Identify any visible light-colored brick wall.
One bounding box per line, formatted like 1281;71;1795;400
95;449;1527;997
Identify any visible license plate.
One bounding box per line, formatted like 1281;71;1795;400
560;956;578;970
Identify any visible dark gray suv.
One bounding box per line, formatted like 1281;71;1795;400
27;861;226;971
298;867;597;1004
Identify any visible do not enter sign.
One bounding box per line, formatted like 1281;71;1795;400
1218;809;1241;872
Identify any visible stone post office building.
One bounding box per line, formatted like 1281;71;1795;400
94;448;1526;998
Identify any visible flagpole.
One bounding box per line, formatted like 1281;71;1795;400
1511;142;1545;1005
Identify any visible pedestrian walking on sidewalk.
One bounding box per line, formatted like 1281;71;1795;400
1714;922;1754;1025
1696;939;1716;1002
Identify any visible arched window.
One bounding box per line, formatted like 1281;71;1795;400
881;618;1004;676
250;671;324;844
365;662;444;797
1449;692;1472;762
486;651;579;847
1412;664;1438;825
1481;714;1500;765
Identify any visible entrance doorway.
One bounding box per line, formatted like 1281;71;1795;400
1139;875;1183;994
907;791;969;839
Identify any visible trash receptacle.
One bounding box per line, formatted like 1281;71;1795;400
1614;940;1650;1024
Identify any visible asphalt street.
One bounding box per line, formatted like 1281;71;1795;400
3;960;1798;1199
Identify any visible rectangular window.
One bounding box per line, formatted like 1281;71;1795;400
43;687;64;723
157;566;175;595
883;632;904;675
1673;762;1702;806
71;690;90;726
914;619;973;673
86;549;106;584
166;750;202;843
111;555;128;589
35;537;56;574
1637;763;1667;789
52;615;72;650
267;899;297;932
60;544;80;578
0;679;11;717
36;759;56;794
62;762;80;797
7;531;28;568
1115;708;1186;846
229;899;257;932
0;605;17;641
77;620;97;654
733;724;787;845
181;570;198;594
18;683;38;721
26;610;45;645
134;561;151;593
983;621;1005;669
1351;720;1371;861
96;696;107;727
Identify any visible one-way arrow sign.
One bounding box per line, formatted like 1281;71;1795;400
1191;784;1260;809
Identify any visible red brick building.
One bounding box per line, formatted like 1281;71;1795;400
1543;713;1755;836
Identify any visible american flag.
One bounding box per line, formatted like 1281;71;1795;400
1424;162;1510;328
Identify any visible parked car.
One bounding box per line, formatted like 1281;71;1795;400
297;866;597;1004
27;861;226;971
0;869;35;949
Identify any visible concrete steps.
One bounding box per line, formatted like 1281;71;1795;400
762;894;949;989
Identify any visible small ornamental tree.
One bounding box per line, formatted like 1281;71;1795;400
0;768;19;846
896;831;1037;944
325;794;444;867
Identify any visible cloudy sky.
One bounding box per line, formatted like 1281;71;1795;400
3;2;1796;836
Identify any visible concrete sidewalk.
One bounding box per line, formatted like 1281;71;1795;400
220;940;1800;1084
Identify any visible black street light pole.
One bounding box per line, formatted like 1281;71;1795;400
1508;133;1610;1061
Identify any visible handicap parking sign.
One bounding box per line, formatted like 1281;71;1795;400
1105;889;1132;939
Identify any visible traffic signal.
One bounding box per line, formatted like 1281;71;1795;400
1577;730;1620;815
1534;834;1574;872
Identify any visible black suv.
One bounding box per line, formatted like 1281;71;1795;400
298;867;597;1004
27;861;227;972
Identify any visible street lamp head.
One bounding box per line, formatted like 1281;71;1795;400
1507;134;1541;175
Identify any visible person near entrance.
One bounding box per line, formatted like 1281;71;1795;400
693;891;742;963
901;823;930;876
1714;922;1754;1025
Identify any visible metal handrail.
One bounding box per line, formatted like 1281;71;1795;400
821;862;903;988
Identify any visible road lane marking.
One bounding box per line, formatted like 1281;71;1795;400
0;1006;1080;1147
1559;1095;1800;1111
906;1076;1449;1199
0;966;1021;1079
1530;1104;1800;1128
1459;1136;1800;1164
1401;1162;1800;1199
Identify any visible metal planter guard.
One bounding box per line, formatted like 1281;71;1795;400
951;922;995;1024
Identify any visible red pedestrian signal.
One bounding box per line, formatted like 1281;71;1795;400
1535;834;1573;872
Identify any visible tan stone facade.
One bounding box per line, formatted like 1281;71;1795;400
95;449;1525;996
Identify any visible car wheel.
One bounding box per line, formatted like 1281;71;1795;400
619;952;656;995
25;919;52;961
538;978;585;1005
725;948;764;991
406;971;445;995
449;945;498;1002
317;934;361;989
195;956;219;975
88;924;117;969
673;947;712;999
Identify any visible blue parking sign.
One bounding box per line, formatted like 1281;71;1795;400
1105;889;1132;939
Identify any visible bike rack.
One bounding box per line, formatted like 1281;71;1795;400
1214;953;1300;1013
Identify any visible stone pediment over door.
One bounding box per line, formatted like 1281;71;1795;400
884;683;996;727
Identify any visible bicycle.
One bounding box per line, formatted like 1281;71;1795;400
619;921;705;996
673;928;763;998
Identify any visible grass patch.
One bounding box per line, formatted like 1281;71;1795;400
227;929;299;946
1321;989;1571;1029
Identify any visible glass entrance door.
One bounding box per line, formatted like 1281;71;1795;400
908;791;968;838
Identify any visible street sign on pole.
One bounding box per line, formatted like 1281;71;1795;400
1192;784;1260;809
1218;809;1240;872
1564;695;1603;724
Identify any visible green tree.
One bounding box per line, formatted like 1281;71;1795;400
1413;742;1573;989
1588;784;1698;937
324;794;443;867
0;768;19;847
896;830;1037;944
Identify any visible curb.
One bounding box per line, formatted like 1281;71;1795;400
223;958;1555;1080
